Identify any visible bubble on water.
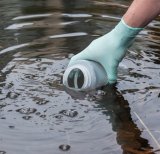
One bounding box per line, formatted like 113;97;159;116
0;151;6;154
96;90;106;96
0;102;7;109
85;94;89;97
7;92;19;99
84;94;96;101
59;144;71;151
22;116;32;120
16;107;37;115
59;109;78;117
35;98;49;105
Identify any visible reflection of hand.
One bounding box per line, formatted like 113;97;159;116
69;19;142;84
97;86;154;153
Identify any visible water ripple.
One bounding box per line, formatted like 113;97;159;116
0;43;29;55
62;13;92;18
49;32;87;39
5;23;33;30
12;14;53;20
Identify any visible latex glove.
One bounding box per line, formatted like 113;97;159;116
69;19;143;84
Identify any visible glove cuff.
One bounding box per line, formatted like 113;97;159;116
113;18;143;37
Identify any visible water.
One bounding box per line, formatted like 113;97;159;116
0;0;160;154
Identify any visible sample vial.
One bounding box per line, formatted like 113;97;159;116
63;60;108;91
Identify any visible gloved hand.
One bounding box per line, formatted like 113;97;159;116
69;19;143;84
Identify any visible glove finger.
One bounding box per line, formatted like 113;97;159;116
69;48;94;66
101;61;118;84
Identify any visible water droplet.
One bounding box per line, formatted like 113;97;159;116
7;92;19;99
59;109;78;117
16;107;37;115
22;116;32;120
59;144;71;151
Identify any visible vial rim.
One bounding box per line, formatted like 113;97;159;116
63;64;92;91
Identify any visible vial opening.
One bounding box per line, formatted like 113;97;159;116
67;68;84;89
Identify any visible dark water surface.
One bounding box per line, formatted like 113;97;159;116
0;0;160;154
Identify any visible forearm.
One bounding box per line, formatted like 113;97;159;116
123;0;160;28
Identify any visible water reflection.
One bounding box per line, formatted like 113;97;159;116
67;86;156;153
99;86;156;153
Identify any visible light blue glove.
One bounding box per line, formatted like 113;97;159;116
69;19;143;84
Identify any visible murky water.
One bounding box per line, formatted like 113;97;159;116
0;0;160;154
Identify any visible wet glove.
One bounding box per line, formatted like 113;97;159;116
69;19;143;84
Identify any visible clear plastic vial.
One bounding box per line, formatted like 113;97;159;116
63;60;108;91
